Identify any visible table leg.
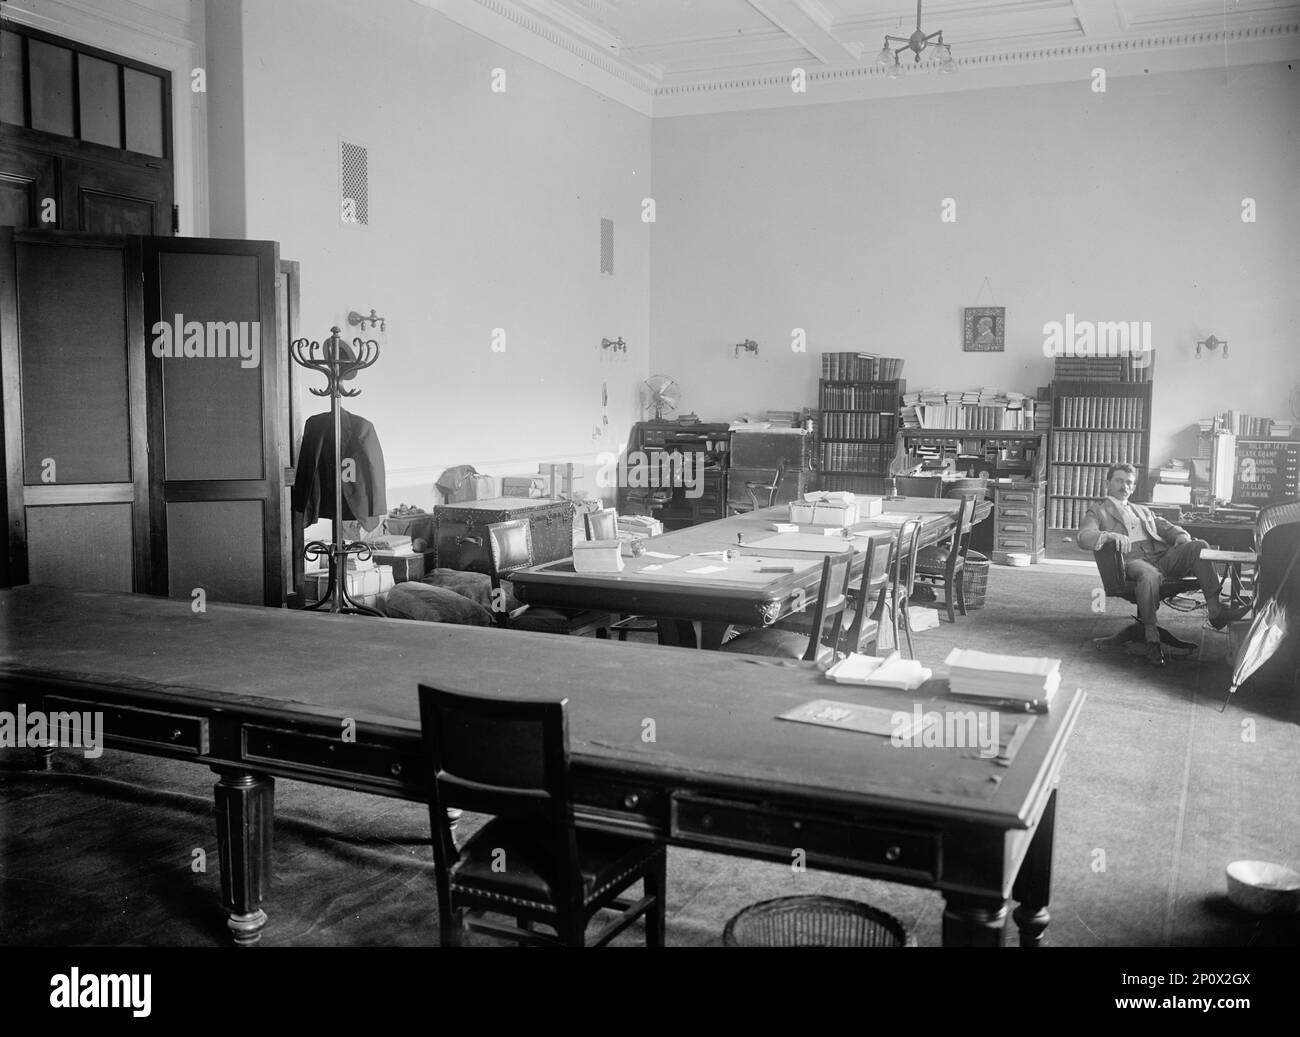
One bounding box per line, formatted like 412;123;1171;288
657;620;697;649
213;767;274;946
698;622;730;651
1011;785;1056;948
941;894;1007;947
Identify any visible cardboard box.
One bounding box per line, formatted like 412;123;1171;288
790;492;859;527
502;475;551;498
369;550;435;583
618;515;663;538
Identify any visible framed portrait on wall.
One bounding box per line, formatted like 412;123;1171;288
963;307;1005;352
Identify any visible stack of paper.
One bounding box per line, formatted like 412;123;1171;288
825;652;932;691
944;648;1061;710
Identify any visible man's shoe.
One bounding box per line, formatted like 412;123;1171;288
1146;642;1165;667
1209;604;1250;630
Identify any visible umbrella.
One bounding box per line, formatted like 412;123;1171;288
1222;539;1300;711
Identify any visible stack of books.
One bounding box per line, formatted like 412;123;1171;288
944;648;1062;712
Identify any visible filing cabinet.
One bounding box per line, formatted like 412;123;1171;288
991;481;1046;564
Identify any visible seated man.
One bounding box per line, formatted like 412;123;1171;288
1078;462;1249;666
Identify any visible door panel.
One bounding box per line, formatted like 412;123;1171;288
0;230;149;590
143;238;283;607
27;502;133;591
63;156;170;236
0;142;57;229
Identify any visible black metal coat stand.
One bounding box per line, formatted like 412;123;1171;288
291;326;381;616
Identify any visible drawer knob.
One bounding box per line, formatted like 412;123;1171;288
792;820;802;831
885;845;902;862
390;762;403;777
623;792;640;809
701;814;714;829
169;728;184;742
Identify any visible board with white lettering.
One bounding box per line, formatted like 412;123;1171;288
1233;439;1300;504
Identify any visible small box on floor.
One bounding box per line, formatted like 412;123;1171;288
369;550;436;583
305;566;394;606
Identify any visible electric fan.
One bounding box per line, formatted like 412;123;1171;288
641;375;680;421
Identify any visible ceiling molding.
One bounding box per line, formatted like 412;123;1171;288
423;1;1300;117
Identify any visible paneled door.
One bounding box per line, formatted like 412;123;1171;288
1;232;286;607
0;229;150;591
141;238;284;607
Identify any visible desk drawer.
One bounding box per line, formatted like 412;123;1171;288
242;724;423;786
997;491;1037;505
670;793;940;882
996;535;1033;551
45;695;207;755
574;776;667;827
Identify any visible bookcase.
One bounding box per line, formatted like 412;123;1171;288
1047;380;1152;554
818;379;905;494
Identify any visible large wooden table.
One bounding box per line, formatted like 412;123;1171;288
0;584;1080;948
512;497;991;647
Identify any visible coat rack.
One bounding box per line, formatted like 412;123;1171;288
291;326;381;615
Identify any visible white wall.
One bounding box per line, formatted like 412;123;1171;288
210;0;652;505
649;63;1300;466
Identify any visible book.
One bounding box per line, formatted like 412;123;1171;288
944;648;1062;709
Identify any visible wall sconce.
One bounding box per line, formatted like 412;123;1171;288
734;339;759;358
1196;335;1228;359
348;309;386;333
601;337;627;354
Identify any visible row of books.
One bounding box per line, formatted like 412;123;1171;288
820;442;892;473
1053;353;1154;382
1206;411;1295;438
1050;498;1096;530
1055;396;1146;428
1050;465;1116;498
821;411;896;440
822;473;887;494
820;352;905;382
1050;431;1144;464
907;403;1038;430
819;385;903;411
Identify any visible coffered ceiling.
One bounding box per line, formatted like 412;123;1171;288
427;0;1300;114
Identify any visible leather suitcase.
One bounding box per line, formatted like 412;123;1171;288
433;497;576;575
729;429;812;469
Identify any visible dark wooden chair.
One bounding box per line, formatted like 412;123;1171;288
912;496;972;622
417;684;667;947
487;519;614;636
583;507;657;641
719;551;854;664
1092;541;1200;656
894;476;942;499
728;460;788;515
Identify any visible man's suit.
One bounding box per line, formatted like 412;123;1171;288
1078;497;1209;640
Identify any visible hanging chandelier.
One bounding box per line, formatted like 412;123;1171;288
876;0;955;78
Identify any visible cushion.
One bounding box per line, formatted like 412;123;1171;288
421;568;493;609
377;582;494;626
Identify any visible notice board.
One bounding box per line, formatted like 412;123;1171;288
1233;439;1300;504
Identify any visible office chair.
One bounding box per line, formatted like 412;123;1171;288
487;519;614;637
583;507;657;641
771;534;892;657
417;684;667;947
893;476;942;499
1091;542;1200;657
719;551;854;664
912;496;972;623
728;461;788;515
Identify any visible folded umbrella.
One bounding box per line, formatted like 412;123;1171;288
1222;540;1300;711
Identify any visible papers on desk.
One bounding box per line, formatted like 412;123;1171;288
779;698;934;739
824;651;932;690
744;532;856;553
944;648;1061;712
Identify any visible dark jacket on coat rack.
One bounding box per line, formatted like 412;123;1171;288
292;409;387;528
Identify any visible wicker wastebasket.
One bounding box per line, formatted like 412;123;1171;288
723;896;915;947
962;551;990;610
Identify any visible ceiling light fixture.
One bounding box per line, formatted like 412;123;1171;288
875;0;955;76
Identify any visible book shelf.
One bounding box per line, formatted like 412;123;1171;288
818;378;905;494
1047;379;1153;550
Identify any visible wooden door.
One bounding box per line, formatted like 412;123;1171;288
141;238;284;607
62;154;173;236
0;229;150;590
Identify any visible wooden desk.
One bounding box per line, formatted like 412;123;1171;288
0;585;1080;948
512;497;990;648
